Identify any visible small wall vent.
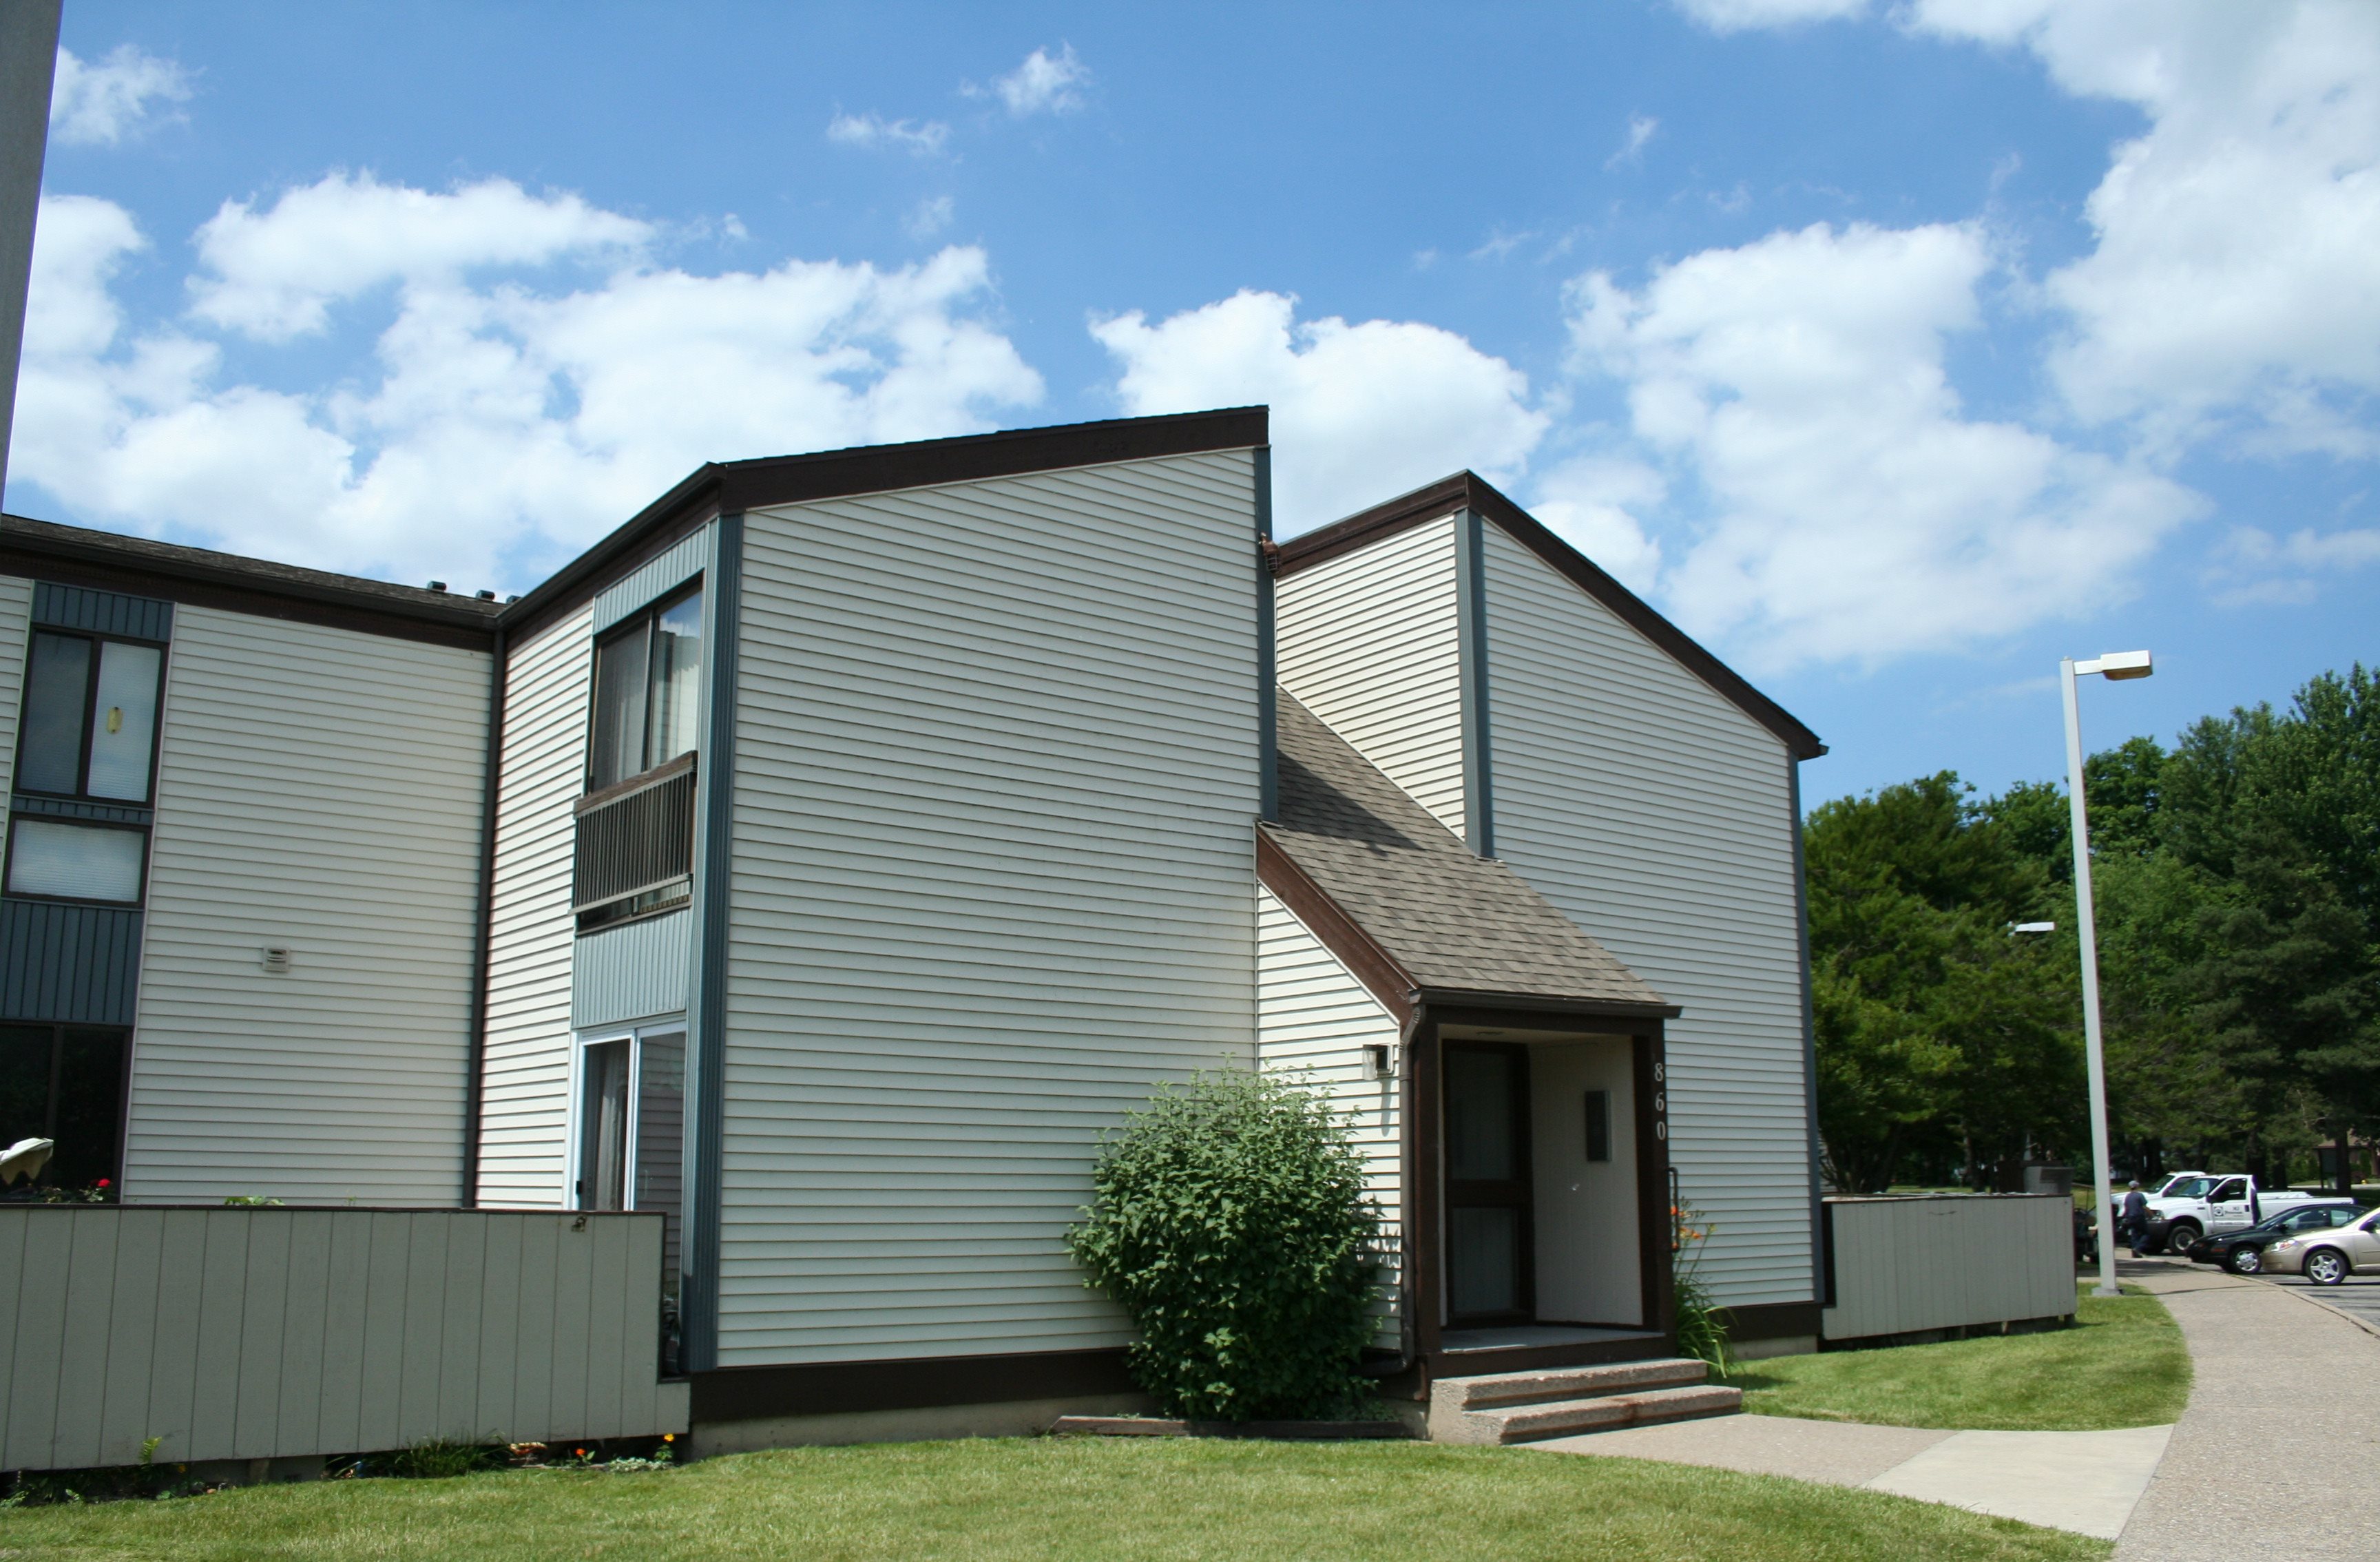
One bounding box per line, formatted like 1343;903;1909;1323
260;947;293;975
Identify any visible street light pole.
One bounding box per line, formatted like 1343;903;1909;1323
2062;650;2151;1300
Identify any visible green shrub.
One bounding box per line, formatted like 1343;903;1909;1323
389;1437;505;1479
1067;1070;1384;1422
1671;1200;1735;1375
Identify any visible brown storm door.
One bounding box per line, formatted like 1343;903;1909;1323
1445;1042;1533;1326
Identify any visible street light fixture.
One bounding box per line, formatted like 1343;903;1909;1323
2064;650;2152;1298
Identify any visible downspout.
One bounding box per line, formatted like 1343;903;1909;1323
461;622;508;1208
1392;995;1425;1375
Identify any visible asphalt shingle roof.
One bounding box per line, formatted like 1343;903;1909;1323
1262;690;1670;1012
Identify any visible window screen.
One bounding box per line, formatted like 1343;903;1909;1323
19;633;92;794
578;1040;631;1211
6;820;146;902
586;584;704;791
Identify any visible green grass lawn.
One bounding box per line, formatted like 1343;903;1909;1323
1733;1284;2189;1431
0;1436;2106;1562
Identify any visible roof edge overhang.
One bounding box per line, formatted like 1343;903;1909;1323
0;512;502;650
1271;470;1825;762
502;406;1269;641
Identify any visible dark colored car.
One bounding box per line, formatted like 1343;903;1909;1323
2190;1201;2365;1273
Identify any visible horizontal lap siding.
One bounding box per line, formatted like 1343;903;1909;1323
0;573;28;801
124;609;490;1205
477;609;593;1208
1275;517;1467;837
1479;525;1813;1306
1255;886;1402;1342
723;452;1261;1366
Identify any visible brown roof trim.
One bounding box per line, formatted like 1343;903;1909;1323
500;406;1270;639
1273;472;1826;761
1257;825;1417;1024
0;514;501;651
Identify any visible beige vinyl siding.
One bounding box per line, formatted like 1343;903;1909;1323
1255;885;1402;1340
123;607;491;1205
1275;516;1467;836
0;573;28;802
1479;524;1813;1306
722;450;1262;1367
475;607;593;1209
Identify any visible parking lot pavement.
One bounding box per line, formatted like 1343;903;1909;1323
2255;1271;2380;1336
2113;1258;2380;1561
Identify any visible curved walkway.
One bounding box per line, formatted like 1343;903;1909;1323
1537;1256;2380;1551
2113;1257;2380;1560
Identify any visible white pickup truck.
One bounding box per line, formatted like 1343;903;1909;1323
2144;1174;2321;1256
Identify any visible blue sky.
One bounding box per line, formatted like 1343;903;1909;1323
13;0;2377;806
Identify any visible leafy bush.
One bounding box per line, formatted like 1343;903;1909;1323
389;1437;505;1479
1067;1070;1384;1421
1671;1200;1735;1375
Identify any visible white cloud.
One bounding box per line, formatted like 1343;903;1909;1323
187;172;649;340
1568;221;2202;669
1672;0;1872;34
906;195;955;238
12;181;1043;593
1527;456;1667;592
825;112;951;156
1092;289;1549;535
1606;114;1660;169
2207;522;2380;604
48;45;191;147
983;45;1089;117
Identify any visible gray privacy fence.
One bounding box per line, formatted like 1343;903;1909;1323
0;1207;689;1472
1821;1194;2076;1344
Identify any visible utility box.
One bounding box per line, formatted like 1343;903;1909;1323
2024;1164;2074;1198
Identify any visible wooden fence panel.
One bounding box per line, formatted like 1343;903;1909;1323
1822;1194;2075;1343
0;1208;683;1471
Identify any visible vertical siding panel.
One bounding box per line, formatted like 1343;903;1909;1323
96;1207;164;1467
1477;525;1813;1307
52;1209;122;1467
478;609;594;1209
514;1216;560;1441
355;1211;410;1452
317;1211;372;1455
397;1214;449;1444
437;1215;488;1439
583;1215;631;1437
476;1216;525;1440
6;1214;72;1469
1275;517;1467;835
0;1212;24;1470
145;1213;207;1463
720;452;1262;1368
275;1211;335;1459
545;1218;595;1440
187;1211;251;1461
231;1212;292;1457
123;607;491;1205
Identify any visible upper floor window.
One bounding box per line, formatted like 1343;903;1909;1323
17;629;163;803
589;585;702;791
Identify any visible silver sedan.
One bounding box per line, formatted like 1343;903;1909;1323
2261;1204;2380;1284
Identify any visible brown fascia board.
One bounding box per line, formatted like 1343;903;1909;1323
500;406;1270;639
0;512;502;649
1272;471;1826;761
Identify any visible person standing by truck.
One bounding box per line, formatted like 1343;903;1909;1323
2120;1180;2150;1256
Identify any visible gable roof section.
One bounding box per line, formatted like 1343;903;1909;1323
1260;689;1674;1024
0;512;503;649
1273;470;1824;760
503;406;1269;638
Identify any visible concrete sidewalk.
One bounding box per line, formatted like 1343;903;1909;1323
2113;1258;2380;1560
1533;1414;2171;1540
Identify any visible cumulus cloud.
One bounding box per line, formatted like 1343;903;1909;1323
1567;221;2202;669
12;179;1043;593
1526;456;1667;592
1671;0;1871;34
825;112;951;156
2206;522;2380;604
1091;289;1550;534
981;45;1089;116
49;45;191;147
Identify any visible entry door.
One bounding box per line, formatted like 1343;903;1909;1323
1445;1043;1534;1326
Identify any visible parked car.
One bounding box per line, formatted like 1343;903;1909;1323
2191;1201;2364;1274
2141;1175;2321;1256
2261;1205;2380;1285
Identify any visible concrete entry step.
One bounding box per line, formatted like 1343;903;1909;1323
1428;1358;1742;1445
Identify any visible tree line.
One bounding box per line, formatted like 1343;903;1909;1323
1806;664;2379;1196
